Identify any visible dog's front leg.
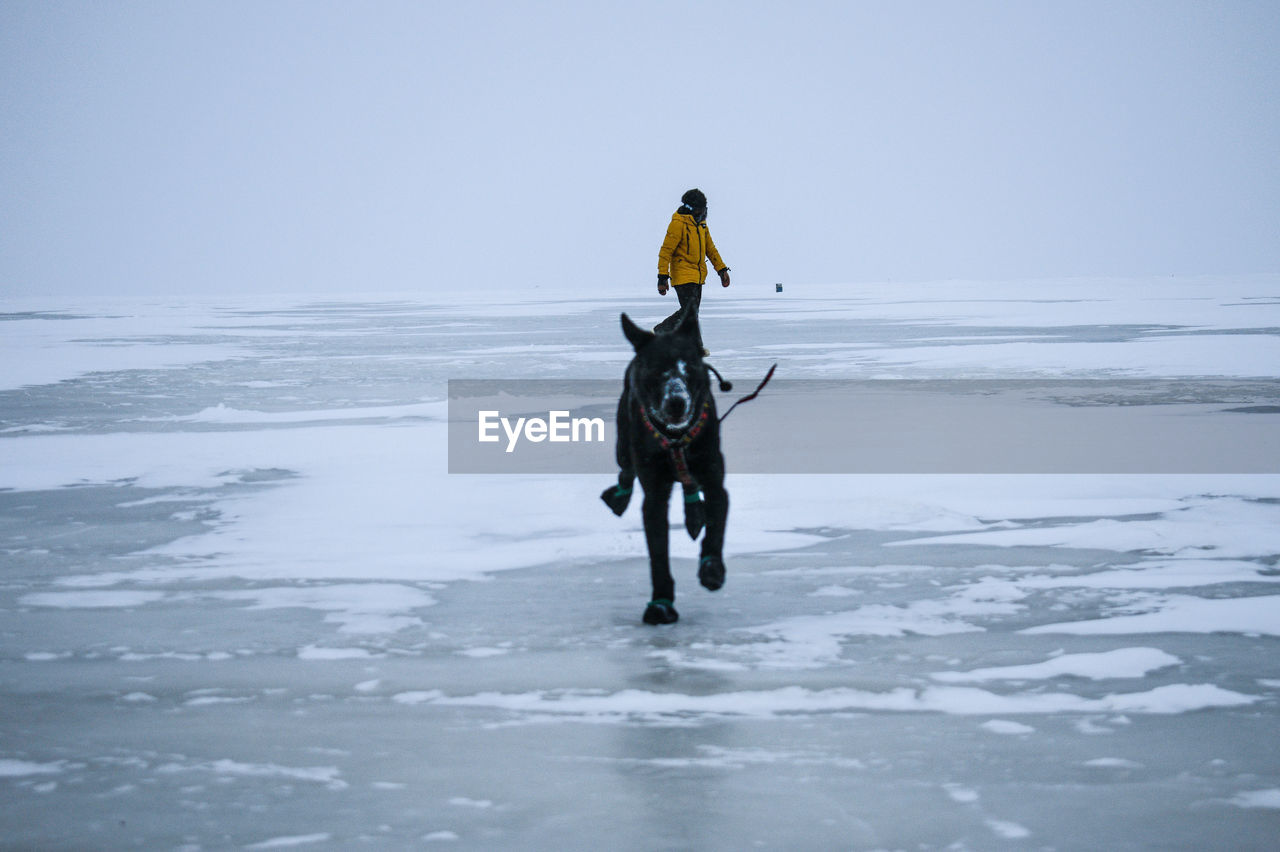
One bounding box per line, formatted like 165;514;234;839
601;389;637;516
601;467;635;516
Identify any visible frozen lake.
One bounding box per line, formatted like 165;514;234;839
3;278;1280;849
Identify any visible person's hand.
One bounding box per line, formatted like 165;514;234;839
658;274;670;295
718;268;731;288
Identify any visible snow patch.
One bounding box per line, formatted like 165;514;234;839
985;819;1031;840
157;759;346;790
0;759;64;777
1083;758;1143;769
981;720;1035;735
147;400;444;425
297;646;380;661
943;784;979;803
448;797;493;808
401;683;1257;724
932;648;1180;682
216;584;435;634
457;647;509;659
245;834;332;849
1229;789;1280;809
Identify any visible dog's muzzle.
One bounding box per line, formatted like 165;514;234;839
657;376;694;431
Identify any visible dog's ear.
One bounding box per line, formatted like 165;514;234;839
620;313;655;352
674;301;701;343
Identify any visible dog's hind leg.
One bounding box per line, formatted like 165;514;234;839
640;477;678;622
643;597;679;625
697;481;729;592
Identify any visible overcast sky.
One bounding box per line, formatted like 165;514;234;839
2;0;1278;299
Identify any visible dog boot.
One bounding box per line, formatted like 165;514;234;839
600;474;634;516
682;487;705;539
698;555;725;592
643;598;679;625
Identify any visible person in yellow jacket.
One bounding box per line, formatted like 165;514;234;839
655;188;730;354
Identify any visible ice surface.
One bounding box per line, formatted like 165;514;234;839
1024;594;1280;637
3;278;1280;849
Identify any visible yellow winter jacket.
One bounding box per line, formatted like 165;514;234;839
658;212;727;286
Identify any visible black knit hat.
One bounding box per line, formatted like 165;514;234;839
681;188;707;209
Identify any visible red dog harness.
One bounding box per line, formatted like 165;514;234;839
637;399;711;490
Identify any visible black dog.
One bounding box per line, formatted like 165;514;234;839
601;307;728;625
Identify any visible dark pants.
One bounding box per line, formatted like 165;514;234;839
655;282;703;345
